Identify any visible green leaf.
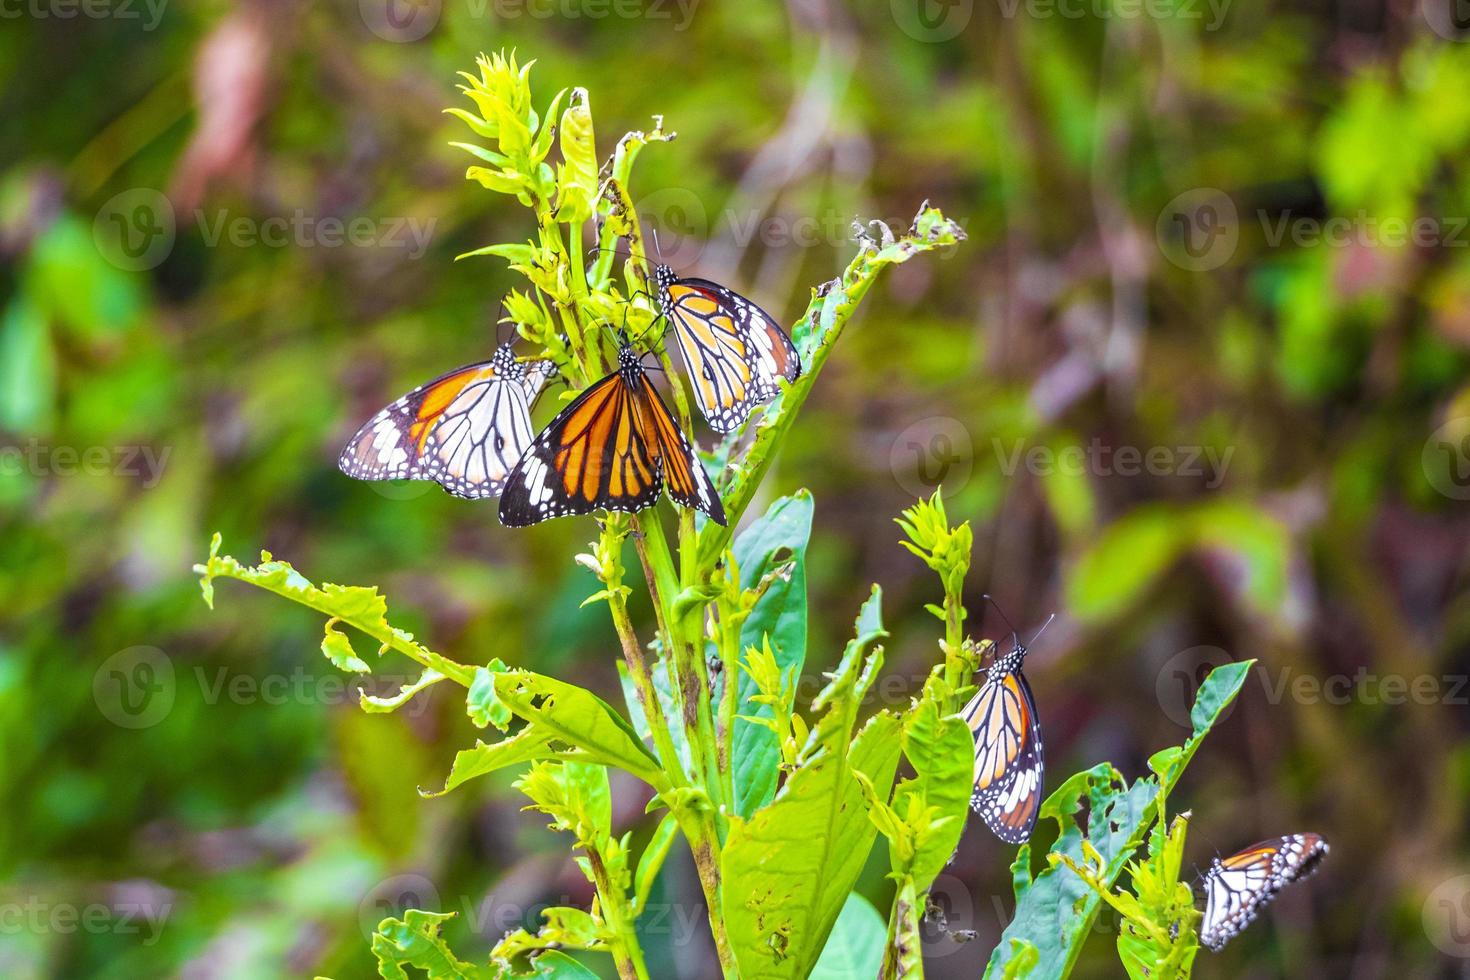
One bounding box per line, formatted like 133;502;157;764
494;904;609;961
369;909;495;980
730;491;814;817
195;539;476;687
515;761;612;844
429;662;675;798
633;812;680;914
983;662;1254;979
322;619;371;674
0;293;56;432
425;727;562;798
522;951;598;979
361;669;446;714
892;697;973;892
467;662;513;731
455;241;537;265
555;88;597;225
810;892;886;980
722;588;902;980
1066;505;1186;622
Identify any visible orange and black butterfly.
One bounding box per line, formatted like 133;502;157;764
1200;834;1328;951
963;605;1051;844
499;340;727;527
339;343;557;499
653;263;800;433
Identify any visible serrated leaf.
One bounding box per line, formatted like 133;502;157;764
425;728;562;798
369;909;495;980
467;662;513;731
322;619;371;674
361;669;445;714
892;697;973;892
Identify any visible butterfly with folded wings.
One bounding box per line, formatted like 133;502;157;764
653;263;800;433
338;344;558;499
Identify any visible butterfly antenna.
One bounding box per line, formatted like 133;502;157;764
1027;613;1056;648
981;594;1021;652
493;299;513;347
650;226;664;264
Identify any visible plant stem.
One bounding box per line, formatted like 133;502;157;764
605;568;689;789
584;848;649;980
678;814;739;979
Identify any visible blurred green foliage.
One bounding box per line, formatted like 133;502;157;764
3;1;1470;978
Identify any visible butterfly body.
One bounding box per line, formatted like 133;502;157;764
498;343;727;527
963;637;1044;844
653;264;800;433
338;344;554;499
1200;833;1328;951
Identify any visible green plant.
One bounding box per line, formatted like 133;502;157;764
194;51;1252;979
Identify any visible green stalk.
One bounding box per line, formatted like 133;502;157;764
584;848;650;980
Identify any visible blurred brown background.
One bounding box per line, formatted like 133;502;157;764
3;0;1470;976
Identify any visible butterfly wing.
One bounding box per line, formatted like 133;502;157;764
660;279;762;433
964;666;1044;844
338;348;533;499
1200;834;1328;951
498;367;661;526
631;369;727;526
521;359;559;404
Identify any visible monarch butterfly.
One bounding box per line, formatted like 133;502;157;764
963;606;1052;844
338;344;557;499
1200;833;1328;951
653;263;800;433
498;340;727;527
